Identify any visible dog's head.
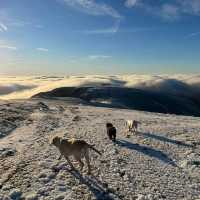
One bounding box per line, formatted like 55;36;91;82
106;123;113;128
67;138;76;144
51;136;62;147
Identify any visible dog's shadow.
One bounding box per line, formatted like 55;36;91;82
66;169;116;200
115;139;177;167
138;132;193;148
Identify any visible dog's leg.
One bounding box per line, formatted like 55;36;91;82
108;133;112;140
85;150;91;175
126;127;131;137
58;154;63;160
112;133;116;142
78;159;84;171
64;155;75;170
135;125;138;133
75;155;84;171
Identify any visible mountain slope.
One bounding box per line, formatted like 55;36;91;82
32;86;200;117
0;99;200;199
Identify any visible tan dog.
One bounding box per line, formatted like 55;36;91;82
51;136;101;174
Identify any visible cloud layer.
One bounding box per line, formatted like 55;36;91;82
0;83;36;95
0;74;200;100
0;45;17;50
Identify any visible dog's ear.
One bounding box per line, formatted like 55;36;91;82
49;136;55;145
51;136;61;145
106;123;113;127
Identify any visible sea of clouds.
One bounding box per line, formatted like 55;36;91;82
0;74;199;100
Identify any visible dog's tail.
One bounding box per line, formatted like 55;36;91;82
88;144;102;155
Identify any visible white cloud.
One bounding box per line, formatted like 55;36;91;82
159;0;200;20
0;22;8;32
125;0;137;8
83;25;155;35
0;9;42;31
35;24;44;29
36;48;49;52
186;31;200;38
125;0;200;21
83;20;120;35
0;45;17;50
61;1;122;35
88;55;112;60
62;0;122;19
160;4;180;20
179;0;200;15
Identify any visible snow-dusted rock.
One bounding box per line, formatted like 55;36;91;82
23;192;38;200
8;189;22;200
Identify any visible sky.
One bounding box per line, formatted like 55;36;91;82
0;0;200;75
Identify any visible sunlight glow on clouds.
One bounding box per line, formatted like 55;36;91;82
88;55;112;60
0;45;17;50
36;48;49;52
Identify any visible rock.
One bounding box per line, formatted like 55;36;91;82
47;172;56;179
1;195;11;200
37;102;49;111
57;186;67;192
72;115;81;121
119;170;126;177
2;184;13;191
0;148;16;158
191;160;200;167
180;160;190;168
146;194;154;200
136;194;146;200
58;106;65;113
109;148;119;155
123;174;129;181
4;149;16;157
55;194;65;200
9;189;22;200
24;192;38;200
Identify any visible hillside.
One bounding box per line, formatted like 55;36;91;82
32;86;200;117
0;99;200;199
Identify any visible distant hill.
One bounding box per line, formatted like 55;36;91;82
32;86;200;117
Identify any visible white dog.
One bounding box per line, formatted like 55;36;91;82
126;120;140;133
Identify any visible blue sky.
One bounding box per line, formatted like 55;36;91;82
0;0;200;75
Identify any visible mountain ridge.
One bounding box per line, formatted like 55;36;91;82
32;86;200;117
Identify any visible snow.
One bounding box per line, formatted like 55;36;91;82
0;99;200;199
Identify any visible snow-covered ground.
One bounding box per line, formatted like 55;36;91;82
0;99;200;200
